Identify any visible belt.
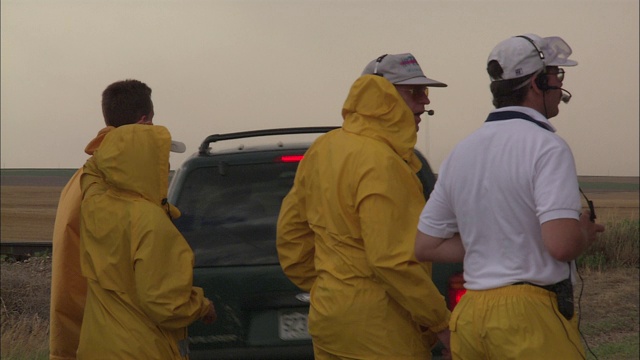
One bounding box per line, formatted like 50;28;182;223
513;279;574;320
512;281;556;292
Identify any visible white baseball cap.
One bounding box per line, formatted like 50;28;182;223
362;53;447;87
487;34;578;81
170;140;186;153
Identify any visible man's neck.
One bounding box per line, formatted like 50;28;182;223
521;91;552;120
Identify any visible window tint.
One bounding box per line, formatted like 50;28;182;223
173;162;299;267
414;151;436;201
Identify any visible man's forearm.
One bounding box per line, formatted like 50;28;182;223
415;232;465;263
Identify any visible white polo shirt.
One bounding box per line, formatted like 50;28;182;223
418;106;581;290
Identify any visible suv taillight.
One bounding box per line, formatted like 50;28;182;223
277;155;304;163
448;272;466;310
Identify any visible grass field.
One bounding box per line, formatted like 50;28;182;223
0;170;638;359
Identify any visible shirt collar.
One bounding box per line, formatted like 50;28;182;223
490;106;557;133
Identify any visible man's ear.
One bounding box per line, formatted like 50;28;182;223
521;76;546;111
530;75;545;94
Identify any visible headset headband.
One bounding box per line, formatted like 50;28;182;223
516;35;545;68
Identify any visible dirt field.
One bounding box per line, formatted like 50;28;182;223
1;186;62;242
2;179;638;243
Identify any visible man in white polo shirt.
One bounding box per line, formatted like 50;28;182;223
414;34;605;359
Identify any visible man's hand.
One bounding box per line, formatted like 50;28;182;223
580;210;605;247
202;300;217;324
436;328;452;359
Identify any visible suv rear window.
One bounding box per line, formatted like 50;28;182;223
172;161;299;267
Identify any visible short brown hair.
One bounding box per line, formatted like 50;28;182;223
101;80;153;127
487;60;535;108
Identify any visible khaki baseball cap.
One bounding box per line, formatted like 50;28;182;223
362;53;447;87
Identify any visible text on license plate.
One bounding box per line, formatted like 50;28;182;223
278;311;311;340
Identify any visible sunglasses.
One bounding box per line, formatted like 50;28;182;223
396;86;429;98
547;68;565;82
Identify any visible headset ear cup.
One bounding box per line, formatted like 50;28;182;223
536;73;548;90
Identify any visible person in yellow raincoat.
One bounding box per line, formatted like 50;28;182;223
77;124;215;359
49;80;202;359
277;53;452;359
50;79;158;360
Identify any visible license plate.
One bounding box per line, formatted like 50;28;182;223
278;311;311;340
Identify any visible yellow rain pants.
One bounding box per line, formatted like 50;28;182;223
450;284;585;359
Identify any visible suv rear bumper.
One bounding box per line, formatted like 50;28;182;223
189;344;314;360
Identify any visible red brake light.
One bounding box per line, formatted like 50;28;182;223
448;272;466;310
278;155;304;163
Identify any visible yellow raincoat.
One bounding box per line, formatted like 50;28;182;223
77;125;211;359
50;126;114;360
277;75;450;359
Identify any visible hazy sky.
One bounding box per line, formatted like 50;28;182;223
2;0;638;176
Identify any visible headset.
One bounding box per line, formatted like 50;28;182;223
372;53;435;115
516;35;550;90
516;35;573;104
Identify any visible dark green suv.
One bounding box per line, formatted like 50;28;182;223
167;127;464;359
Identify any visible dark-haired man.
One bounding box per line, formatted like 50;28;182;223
49;80;212;359
414;34;605;359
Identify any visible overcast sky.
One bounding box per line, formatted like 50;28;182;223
1;0;638;176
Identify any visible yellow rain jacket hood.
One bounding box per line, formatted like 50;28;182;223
277;75;450;359
78;124;210;359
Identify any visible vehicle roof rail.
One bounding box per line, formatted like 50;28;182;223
198;126;340;155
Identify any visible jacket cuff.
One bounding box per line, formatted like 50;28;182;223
200;297;212;318
425;311;451;334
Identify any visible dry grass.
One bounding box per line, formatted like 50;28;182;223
1;257;51;359
0;256;636;359
577;267;640;360
580;218;639;270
